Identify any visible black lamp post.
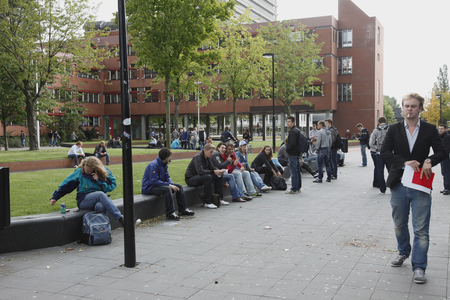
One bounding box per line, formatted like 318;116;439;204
263;53;276;153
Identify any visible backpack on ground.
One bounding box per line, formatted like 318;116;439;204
269;176;287;190
82;211;111;246
294;128;309;153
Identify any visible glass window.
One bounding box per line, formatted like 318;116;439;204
337;84;352;102
130;69;138;79
338;29;353;48
338;57;352;75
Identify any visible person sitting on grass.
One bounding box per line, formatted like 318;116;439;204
68;141;85;168
171;138;182;149
50;156;124;227
141;148;195;220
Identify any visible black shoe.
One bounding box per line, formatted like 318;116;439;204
118;216;124;227
441;190;445;193
326;179;331;182
232;197;246;202
179;209;195;216
331;176;337;180
167;212;180;221
313;179;322;183
391;254;407;267
444;190;450;195
241;195;253;201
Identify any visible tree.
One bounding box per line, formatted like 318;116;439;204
423;93;441;126
214;12;270;136
432;64;450;124
383;95;399;109
383;102;396;125
259;20;327;116
126;0;235;147
0;0;108;150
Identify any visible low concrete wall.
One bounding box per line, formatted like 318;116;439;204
0;185;230;254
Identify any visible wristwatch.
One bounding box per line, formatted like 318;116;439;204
425;158;432;164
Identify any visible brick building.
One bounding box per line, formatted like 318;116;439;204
2;0;382;142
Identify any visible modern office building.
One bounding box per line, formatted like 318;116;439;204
233;0;278;22
2;0;382;142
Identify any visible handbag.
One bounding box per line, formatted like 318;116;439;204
269;176;287;190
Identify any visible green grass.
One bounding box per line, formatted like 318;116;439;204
9;154;259;217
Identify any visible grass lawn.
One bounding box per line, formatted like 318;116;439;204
9;154;259;217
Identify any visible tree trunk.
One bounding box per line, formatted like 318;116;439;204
25;96;39;150
286;105;291;117
164;79;171;148
174;96;180;132
2;122;8;151
232;96;237;137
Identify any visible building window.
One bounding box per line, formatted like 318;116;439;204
80;116;99;127
78;92;100;103
130;94;138;103
377;80;380;103
104;94;121;104
303;85;323;97
77;69;99;79
109;70;119;80
337;84;352;102
377;53;380;61
145;91;159;102
127;45;136;56
143;69;157;79
338;29;352;48
129;69;138;80
337;57;352;75
314;58;323;67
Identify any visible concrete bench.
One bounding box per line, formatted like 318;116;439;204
0;185;230;254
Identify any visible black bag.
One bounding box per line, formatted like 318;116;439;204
341;138;348;153
335;133;344;149
269;176;287;190
82;212;111;246
294;128;309;153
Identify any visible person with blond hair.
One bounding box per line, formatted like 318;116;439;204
50;157;124;227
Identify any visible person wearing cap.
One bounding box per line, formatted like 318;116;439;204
236;141;271;194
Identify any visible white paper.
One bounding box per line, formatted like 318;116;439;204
401;165;431;194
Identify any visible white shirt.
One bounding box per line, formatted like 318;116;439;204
404;119;420;153
68;145;84;156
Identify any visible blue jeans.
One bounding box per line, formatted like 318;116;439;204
317;148;331;180
21;139;25;147
53;138;59;147
375;154;391;193
95;153;111;164
440;158;450;190
147;183;186;215
223;174;244;199
329;148;338;178
232;170;256;195
360;144;367;166
250;171;265;190
288;155;302;192
199;141;204;151
79;191;123;221
390;184;431;271
193;141;197;150
68;154;82;166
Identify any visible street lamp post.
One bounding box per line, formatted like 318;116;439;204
263;53;276;153
196;81;202;131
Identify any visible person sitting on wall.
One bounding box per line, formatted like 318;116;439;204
171;138;182;149
94;141;110;165
251;145;282;186
220;126;237;143
67;141;85;168
142;148;195;220
112;137;122;148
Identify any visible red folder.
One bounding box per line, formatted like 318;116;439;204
411;169;434;189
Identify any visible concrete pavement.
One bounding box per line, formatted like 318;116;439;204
1;148;450;299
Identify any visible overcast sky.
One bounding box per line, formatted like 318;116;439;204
89;0;450;105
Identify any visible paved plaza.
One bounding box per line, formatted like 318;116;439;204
1;148;450;299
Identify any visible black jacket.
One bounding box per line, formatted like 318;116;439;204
381;121;446;188
185;150;218;180
440;131;450;154
251;152;277;171
286;126;301;156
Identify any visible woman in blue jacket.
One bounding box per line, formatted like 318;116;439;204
50;157;124;227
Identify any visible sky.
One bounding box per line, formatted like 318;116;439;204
88;0;450;106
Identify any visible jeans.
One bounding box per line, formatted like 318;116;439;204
95;153;111;164
303;156;316;163
79;191;123;221
371;151;379;187
360;144;367;166
21;139;25;147
232;170;256;195
440;158;450;190
186;174;223;204
375;154;391;193
147;184;186;215
49;139;53;147
288;156;302;192
250;171;265;190
53;138;59;147
390;183;431;271
68;154;82;166
193;140;197;151
223;174;244;199
317;148;331;180
199;141;204;151
329;148;338;178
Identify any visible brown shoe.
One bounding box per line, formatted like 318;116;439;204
241;195;253;201
232;197;246;202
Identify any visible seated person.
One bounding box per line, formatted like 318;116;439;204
171;138;182;149
50;157;124;227
223;142;257;198
67;141;85;168
94;141;110;165
236;142;271;193
142;148;195;220
303;138;317;163
107;139;114;148
221;126;237;143
279;138;317;177
207;136;213;145
242;128;251;143
156;136;165;148
211;144;249;203
185;143;225;209
251;145;282;186
113;137;122;148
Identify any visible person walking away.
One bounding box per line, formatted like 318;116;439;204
381;92;446;284
20;130;26;147
371;117;391;194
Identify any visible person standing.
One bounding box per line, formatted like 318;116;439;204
142;148;195;220
48;130;53;147
438;124;450;195
285;116;302;194
368;129;380;188
370;117;391;194
171;128;179;142
381;92;446;284
192;127;199;150
313;120;332;183
181;127;189;149
356;123;369;167
94;141;111;165
325;118;340;179
198;127;206;151
309;124;318;140
20;130;26;148
70;131;78;142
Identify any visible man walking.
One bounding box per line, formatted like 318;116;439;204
381;92;446;284
370;117;391;194
20;130;26;148
285;116;302;194
356;123;369;167
325;118;339;179
313;121;332;183
48;130;53;147
438;124;450;195
53;130;61;147
142;148;195;220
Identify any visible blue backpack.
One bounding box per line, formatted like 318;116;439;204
82;212;111;246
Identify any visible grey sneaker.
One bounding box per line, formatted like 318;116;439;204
413;268;426;284
285;190;298;194
391;254;407;267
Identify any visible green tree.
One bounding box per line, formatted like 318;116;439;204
126;0;235;146
259;20;327;116
432;64;450;123
383;102;396;125
383;95;399;109
214;12;270;137
423;93;441;126
0;0;108;150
